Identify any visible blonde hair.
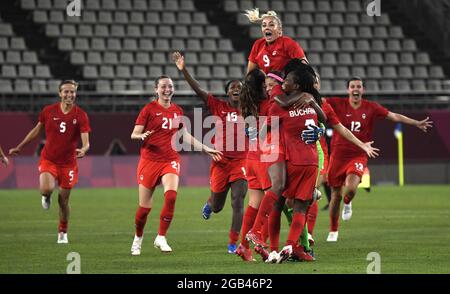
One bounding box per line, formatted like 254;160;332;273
243;8;282;29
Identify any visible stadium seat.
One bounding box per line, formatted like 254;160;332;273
88;52;102;64
369;53;383;65
31;79;47;93
239;0;253;11
374;26;389;38
110;25;125;37
94;25;109;37
129;80;144;91
297;27;311;38
320;66;334;79
332;1;346;12
129;12;145;24
303;0;316;11
135;52;151;65
390;26;404;38
228;66;244;79
382;66;397;79
70;52;85;65
162;12;177;25
86;0;100;10
33;66;49;79
312;27;326;39
138;39;153;51
309;40;324;52
152;52;167;65
398;66;413;79
146;12;160;24
371;40;386;51
21;0;35;9
270;0;285;12
337;53;352;65
411;79;427;92
187;39;201;51
164;66;180;79
196;66;211;79
74;38;89;51
283;27;295;38
171;39;185;51
317;0;331;11
193;12;208;25
430;66;445;78
83;65;98;78
142;26;157;37
347;0;362;12
206;26;221;38
400;52;414;64
158;26;173;38
308;53;321;64
332;79;346;91
114;12;129;24
414;66;428;78
199;52;214;65
427;80;443;91
78;25;93;37
358;26;372;38
322;53;336;65
6;51;21;64
249;27;261;39
164;0;178;11
117;0;133;10
224;0;239;12
133;0;147;11
356;40;370;51
385;52;400;65
112;80;127;92
416;52;431;65
315;13;329;25
215;52;230;65
351;66;366;77
320;79;333;92
174;26;189;38
367;66;381;79
185;52;198;65
360;14;375;25
154;39;170;51
342;27;357;38
376;14;391;25
299;13;313;25
149;0;163;10
14;79;31;93
203;39;217;51
255;0;270;11
33;10;48;23
127;26;142;38
353;53;368;65
379;80;395;92
180;0;195;11
2;65;17;78
149;65;163;78
336;66;350;78
345;13;359;25
58;38;72;51
119;52;134;64
18;65;34;78
82;11;97;23
364;80;379;92
329;13;344;25
100;66;115;78
396;80;411;92
403;39;417;51
37;0;51;9
98;12;113;23
387;40;401;51
209;80;225;93
91;38;106;51
0;79;13;93
327;26;342;38
284;13;298;25
286;0;300;11
10;38;26;50
190;26;205;38
212;66;227;79
341;40;355;51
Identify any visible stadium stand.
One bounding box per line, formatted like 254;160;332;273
0;0;448;111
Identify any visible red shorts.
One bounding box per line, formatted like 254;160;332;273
38;159;78;189
245;158;271;190
210;157;246;192
283;163;317;201
260;133;285;165
327;155;367;187
137;158;180;189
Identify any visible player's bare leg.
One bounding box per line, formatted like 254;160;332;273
203;188;228;220
39;172;55;210
57;188;71;244
327;187;342;242
228;179;247;253
131;185;154;255
341;174;361;221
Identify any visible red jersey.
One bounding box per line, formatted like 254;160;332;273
247;98;272;160
269;103;318;166
326;97;389;158
38;103;90;166
322;101;340;126
248;36;305;73
207;94;247;159
135;100;184;162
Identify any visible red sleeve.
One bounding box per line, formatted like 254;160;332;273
135;105;150;125
79;110;91;133
248;39;261;64
323;102;340;126
270;84;284;100
38;107;46;124
285;37;305;59
206;93;220;114
372;102;389;119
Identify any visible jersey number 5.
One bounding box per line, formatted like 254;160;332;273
60;122;66;133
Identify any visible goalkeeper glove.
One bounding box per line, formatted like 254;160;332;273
301;125;324;144
245;126;258;141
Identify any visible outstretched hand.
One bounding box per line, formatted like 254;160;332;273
172;51;185;71
8;147;21;156
1;156;8;166
416;117;433;132
362;141;380;158
140;130;154;141
301;124;324;144
204;147;223;162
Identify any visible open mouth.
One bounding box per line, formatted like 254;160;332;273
352;91;360;96
264;31;272;37
232;91;240;97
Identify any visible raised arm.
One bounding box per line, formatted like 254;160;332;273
386;112;433;132
246;61;258;74
173;51;209;103
333;123;380;158
181;128;222;161
76;132;90;158
9;122;44;155
0;146;8;166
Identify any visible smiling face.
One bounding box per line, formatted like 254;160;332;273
282;72;299;94
265;77;278;96
227;80;242;103
155;78;174;104
59;83;77;106
261;16;282;43
348;79;364;105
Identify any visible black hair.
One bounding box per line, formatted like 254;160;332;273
285;60;322;106
239;69;266;118
347;76;363;88
224;79;242;94
59;80;78;91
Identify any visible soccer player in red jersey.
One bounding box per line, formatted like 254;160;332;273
9;80;90;244
0;145;8;166
244;8;308;74
130;75;222;255
325;77;433;242
173;52;247;254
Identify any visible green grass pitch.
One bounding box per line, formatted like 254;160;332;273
0;185;449;274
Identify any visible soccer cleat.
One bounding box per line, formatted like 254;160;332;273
41;196;51;210
326;231;339;242
246;230;268;248
277;245;293;264
254;244;269;262
57;232;68;244
154;235;172;253
227;243;237;254
308;233;315;247
265;251;280;263
342;202;353;221
291;245;315;262
131;235;143;256
236;244;255;262
202;202;212;220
